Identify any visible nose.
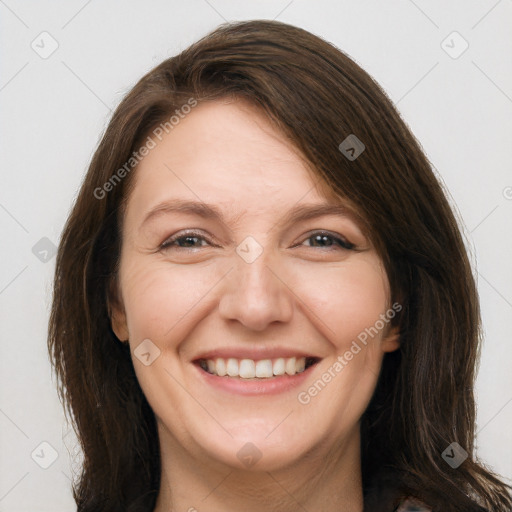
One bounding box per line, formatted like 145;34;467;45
217;248;294;332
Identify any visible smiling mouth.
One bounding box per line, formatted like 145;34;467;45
196;356;320;379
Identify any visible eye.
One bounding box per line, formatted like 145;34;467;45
300;231;355;250
159;229;355;252
160;230;212;250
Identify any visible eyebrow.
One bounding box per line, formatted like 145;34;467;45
140;198;365;233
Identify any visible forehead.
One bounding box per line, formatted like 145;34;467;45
124;99;339;220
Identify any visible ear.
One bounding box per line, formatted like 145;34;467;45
107;278;129;342
381;325;400;353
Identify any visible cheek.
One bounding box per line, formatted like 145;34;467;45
120;258;223;343
294;258;390;350
293;260;390;431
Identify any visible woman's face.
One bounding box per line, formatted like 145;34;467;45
111;99;399;472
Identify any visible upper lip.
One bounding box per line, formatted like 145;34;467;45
193;347;321;362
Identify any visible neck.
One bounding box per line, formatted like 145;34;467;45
153;422;364;512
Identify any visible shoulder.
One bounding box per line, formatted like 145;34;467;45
395;497;431;511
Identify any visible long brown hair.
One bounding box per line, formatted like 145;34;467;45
48;20;512;512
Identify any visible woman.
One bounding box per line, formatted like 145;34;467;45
48;20;512;512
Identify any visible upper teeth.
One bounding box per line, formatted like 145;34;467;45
201;357;307;378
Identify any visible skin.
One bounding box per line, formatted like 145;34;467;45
111;98;400;512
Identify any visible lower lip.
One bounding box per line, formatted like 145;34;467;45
193;363;317;396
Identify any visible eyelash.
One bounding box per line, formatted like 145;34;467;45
159;230;355;251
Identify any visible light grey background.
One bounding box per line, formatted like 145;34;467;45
1;1;511;510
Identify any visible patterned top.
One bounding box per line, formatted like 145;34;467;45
395;498;431;511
